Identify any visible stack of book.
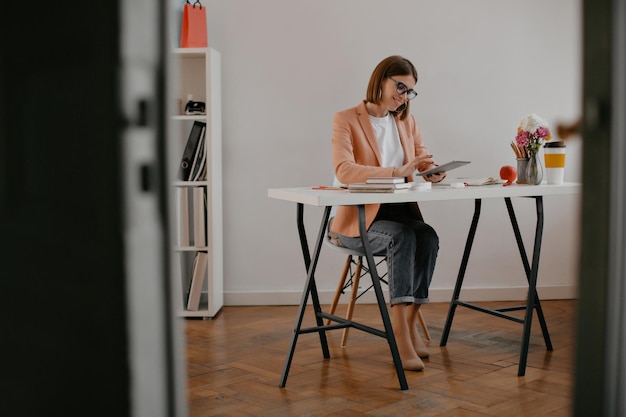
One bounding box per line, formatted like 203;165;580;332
348;177;412;193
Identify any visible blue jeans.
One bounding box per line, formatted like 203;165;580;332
337;203;439;305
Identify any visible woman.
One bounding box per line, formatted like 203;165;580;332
330;55;445;371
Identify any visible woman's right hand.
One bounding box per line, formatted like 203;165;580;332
394;154;434;178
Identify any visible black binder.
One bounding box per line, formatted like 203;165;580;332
178;121;206;180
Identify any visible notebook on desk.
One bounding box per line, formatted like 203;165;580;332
435;177;507;187
348;182;412;193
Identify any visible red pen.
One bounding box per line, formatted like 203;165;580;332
312;185;346;190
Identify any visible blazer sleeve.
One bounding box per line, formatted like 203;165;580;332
332;107;395;185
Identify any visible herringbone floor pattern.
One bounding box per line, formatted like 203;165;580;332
185;300;575;416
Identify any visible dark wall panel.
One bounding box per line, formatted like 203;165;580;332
0;2;130;416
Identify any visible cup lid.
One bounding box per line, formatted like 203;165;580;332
544;141;566;148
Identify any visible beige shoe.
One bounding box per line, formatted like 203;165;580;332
415;346;429;358
402;356;425;371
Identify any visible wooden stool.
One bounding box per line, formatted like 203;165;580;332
326;253;430;347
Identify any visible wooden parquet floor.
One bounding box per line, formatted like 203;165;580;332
185;300;576;416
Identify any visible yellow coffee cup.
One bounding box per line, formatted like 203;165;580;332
544;141;566;184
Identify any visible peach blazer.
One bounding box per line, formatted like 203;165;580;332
330;101;430;237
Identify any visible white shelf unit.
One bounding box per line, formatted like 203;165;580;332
168;47;223;318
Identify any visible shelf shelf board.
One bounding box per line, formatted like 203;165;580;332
174;246;209;252
172;180;208;187
172;47;208;57
177;309;215;318
171;114;207;121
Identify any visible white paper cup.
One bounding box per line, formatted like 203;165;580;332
544;141;566;184
413;182;432;191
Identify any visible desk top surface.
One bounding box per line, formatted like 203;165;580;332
268;182;581;207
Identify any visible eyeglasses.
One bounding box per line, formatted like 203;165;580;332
389;78;418;100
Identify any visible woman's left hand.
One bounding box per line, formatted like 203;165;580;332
425;172;446;183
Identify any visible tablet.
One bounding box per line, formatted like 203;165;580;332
415;160;471;176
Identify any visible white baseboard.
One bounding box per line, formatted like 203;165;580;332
224;285;578;306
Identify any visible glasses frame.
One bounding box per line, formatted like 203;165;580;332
389;78;418;100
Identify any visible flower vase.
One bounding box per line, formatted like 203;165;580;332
516;158;530;184
526;152;543;185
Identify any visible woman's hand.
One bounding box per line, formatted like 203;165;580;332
424;171;447;183
394;154;434;178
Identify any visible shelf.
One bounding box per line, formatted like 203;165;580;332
172;180;208;187
174;246;209;252
178;309;213;319
169;47;223;319
171;114;208;121
172;47;208;57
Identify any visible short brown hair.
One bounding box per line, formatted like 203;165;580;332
365;55;418;121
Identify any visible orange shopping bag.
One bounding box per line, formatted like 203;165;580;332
180;0;207;48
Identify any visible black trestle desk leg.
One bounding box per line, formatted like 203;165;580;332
505;196;551;377
357;205;408;390
440;198;482;346
307;207;332;358
279;204;331;388
505;197;552;351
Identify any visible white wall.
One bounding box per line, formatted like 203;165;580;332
203;0;582;305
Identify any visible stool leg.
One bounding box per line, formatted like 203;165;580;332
417;309;430;341
341;257;363;347
327;255;353;325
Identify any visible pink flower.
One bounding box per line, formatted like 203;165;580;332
535;126;551;140
515;130;530;147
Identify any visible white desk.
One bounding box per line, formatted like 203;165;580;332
269;182;580;206
268;182;581;390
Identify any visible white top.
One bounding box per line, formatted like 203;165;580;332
369;114;404;168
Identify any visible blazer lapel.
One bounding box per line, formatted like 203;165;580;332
356;101;383;166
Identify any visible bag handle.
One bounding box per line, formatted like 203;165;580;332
185;0;203;8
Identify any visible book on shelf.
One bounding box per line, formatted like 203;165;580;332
366;177;407;184
197;154;208;181
187;251;208;311
177;188;190;247
348;182;412;193
189;128;207;181
177;121;206;181
193;187;206;247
